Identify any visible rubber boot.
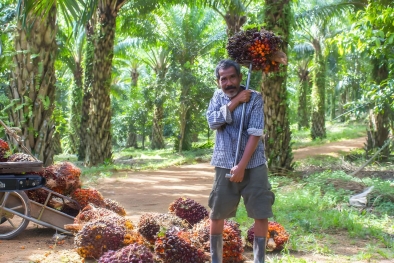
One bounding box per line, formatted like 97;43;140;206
210;234;223;263
253;236;266;263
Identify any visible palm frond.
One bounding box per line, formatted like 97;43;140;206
295;1;364;28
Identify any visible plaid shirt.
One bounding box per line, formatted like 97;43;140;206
206;86;266;169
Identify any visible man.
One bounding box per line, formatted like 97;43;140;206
206;59;275;263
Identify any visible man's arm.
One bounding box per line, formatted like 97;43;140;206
229;135;260;182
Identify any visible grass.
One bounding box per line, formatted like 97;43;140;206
231;171;394;262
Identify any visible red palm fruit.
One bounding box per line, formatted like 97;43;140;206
71;188;106;209
168;197;208;226
0;139;10;162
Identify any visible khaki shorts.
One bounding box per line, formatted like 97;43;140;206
208;164;275;220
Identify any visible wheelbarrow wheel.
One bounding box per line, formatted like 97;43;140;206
0;191;31;239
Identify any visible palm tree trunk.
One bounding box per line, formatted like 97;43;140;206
151;101;165;149
297;68;310;129
310;43;326;139
262;0;293;172
9;5;57;166
69;62;83;154
78;18;95;161
86;1;126;166
368;59;390;159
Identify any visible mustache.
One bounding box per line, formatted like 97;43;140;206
225;86;237;91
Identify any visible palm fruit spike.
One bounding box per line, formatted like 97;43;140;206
42;162;81;196
246;221;290;251
168;197;208;226
98;243;154;263
7;152;36;162
0;138;10;162
227;27;286;73
74;215;132;259
104;198;126;216
155;227;207;263
71;188;106;209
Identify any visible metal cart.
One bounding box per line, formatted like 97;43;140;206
0;161;79;239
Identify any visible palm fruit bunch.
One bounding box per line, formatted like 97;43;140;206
7;152;36;162
246;221;289;251
137;213;161;244
71;188;106;209
65;204;120;232
227;27;285;73
74;215;133;259
98;243;154;263
168;197;208;226
138;213;189;245
189;218;211;251
222;222;245;263
27;162;82;206
104;198;126;216
0;138;10;162
189;218;244;262
45;162;82;195
154;227;207;263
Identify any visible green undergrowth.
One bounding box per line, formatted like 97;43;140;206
233;170;394;262
291;121;367;149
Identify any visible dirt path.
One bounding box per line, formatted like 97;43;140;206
0;137;369;263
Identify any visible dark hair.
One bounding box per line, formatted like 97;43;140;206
215;59;241;79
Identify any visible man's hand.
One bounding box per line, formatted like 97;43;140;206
227;90;251;112
233;90;251;104
229;164;245;183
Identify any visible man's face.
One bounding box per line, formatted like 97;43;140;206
217;66;243;99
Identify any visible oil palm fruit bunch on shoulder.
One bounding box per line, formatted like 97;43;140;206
246;221;290;251
98;243;154;263
168;197;208;226
227;27;287;73
154;227;207;263
0;138;10;162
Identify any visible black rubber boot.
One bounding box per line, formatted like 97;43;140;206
253;236;266;263
210;234;223;263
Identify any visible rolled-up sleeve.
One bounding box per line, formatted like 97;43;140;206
206;91;232;130
247;93;264;136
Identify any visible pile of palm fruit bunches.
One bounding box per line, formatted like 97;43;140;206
1;138;290;262
227;27;285;73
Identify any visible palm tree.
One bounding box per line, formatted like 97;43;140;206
142;47;171;150
84;0;128;166
196;0;252;36
295;0;364;139
157;5;225;152
9;1;75;165
57;26;86;154
261;0;293;172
